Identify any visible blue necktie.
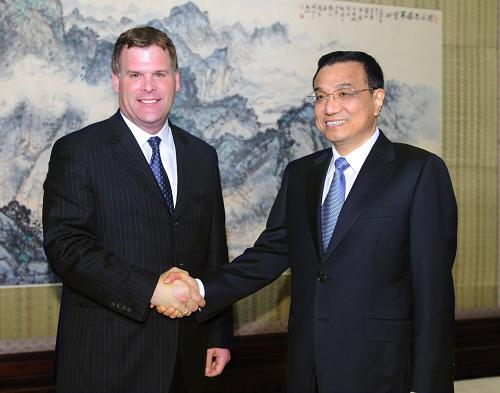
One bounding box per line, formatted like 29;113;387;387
147;136;174;213
321;157;350;253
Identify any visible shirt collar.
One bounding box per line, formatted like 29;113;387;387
120;112;174;149
331;128;380;174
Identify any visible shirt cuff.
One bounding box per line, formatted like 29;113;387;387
195;278;205;298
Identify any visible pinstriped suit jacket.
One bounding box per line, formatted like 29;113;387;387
43;111;232;393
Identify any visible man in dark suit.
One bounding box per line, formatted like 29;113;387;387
164;51;457;393
43;26;232;393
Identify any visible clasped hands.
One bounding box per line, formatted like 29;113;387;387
150;267;202;318
150;268;232;377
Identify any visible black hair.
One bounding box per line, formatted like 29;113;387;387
312;51;384;89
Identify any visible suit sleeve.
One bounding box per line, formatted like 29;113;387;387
42;137;157;322
198;165;292;323
204;153;233;348
409;154;457;392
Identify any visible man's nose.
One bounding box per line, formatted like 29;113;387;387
142;76;155;92
324;95;342;114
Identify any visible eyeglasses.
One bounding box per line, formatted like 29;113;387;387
307;86;375;105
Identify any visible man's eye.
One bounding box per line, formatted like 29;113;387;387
315;93;326;100
129;73;140;79
337;90;351;97
155;73;166;78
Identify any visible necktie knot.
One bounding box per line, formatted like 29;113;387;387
335;157;349;172
148;136;161;151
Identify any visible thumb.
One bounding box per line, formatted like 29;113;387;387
164;271;185;284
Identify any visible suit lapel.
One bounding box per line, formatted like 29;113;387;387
321;131;397;264
306;149;332;261
107;111;169;209
170;123;192;220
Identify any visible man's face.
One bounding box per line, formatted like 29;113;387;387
313;61;384;156
112;45;180;134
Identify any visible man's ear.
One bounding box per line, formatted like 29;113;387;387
175;70;181;92
373;88;385;116
112;73;119;94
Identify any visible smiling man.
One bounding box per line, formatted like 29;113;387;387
43;26;232;393
166;51;457;393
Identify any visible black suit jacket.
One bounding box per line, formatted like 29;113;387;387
43;111;232;393
199;131;457;393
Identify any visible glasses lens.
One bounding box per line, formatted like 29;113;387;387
335;87;354;100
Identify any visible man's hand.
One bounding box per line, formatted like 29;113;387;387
150;268;205;318
163;267;199;289
205;348;231;377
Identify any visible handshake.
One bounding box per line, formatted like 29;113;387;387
150;267;204;318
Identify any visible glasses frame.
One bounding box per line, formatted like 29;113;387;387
307;87;375;105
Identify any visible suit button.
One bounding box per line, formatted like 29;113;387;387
173;221;179;226
317;273;327;282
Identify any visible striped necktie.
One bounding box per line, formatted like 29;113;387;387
148;136;174;213
321;157;349;253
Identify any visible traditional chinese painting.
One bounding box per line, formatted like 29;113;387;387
0;0;441;290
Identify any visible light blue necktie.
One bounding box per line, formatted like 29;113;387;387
321;157;350;253
148;136;174;213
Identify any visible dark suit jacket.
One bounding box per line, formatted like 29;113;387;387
43;111;232;393
199;131;457;393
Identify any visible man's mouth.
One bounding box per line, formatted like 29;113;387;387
326;120;347;126
139;99;160;104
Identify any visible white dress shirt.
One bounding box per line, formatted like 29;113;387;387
121;113;178;207
321;128;380;204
